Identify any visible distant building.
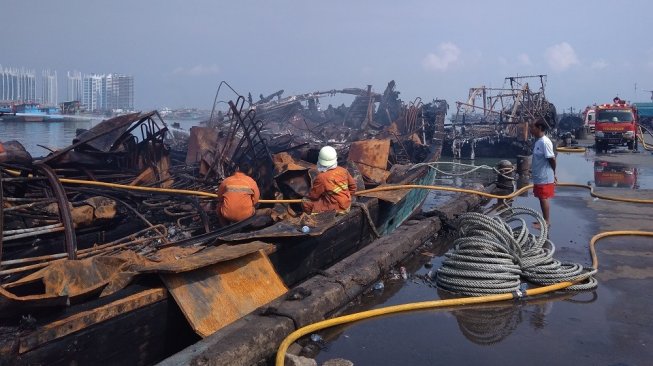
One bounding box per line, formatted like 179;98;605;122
0;65;36;102
82;74;104;112
67;70;82;102
81;73;133;112
106;74;134;111
42;69;58;106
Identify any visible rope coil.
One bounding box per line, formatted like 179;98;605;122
435;207;597;296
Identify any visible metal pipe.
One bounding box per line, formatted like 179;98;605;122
2;197;52;202
0;226;166;275
1;177;49;182
3;199;58;211
34;164;77;260
3;226;65;241
3;223;63;235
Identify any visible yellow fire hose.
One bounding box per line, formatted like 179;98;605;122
556;146;587;153
638;126;653;151
4;169;653;365
274;230;653;365
5;169;653;204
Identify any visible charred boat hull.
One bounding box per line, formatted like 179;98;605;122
1;166;436;365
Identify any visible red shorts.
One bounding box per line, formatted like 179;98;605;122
533;183;555;199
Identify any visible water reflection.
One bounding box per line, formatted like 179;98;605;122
452;303;523;345
440;290;591;345
593;161;638;189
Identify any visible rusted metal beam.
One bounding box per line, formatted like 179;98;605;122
34;164;77;260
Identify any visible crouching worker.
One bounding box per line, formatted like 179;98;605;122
216;162;260;225
302;146;357;215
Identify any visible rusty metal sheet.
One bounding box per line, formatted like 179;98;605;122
75;112;147;152
4;242;276;307
5;252;143;301
186;126;219;164
134;241;275;274
347;139;391;183
272;152;312;176
273;152;315;198
38;112;142;164
161;250;288;337
0;286;68;317
18;287;167;354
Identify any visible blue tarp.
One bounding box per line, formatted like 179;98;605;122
633;102;653;118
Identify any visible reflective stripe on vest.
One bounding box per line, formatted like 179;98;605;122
225;185;255;194
329;182;348;194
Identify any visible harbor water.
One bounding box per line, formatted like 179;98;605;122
0;118;202;157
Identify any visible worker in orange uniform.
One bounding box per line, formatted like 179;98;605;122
302;146;357;214
216;162;260;225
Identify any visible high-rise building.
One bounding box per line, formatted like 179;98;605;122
81;73;134;112
42;69;58;106
0;65;36;102
82;74;104;112
106;74;134;111
66;71;82;102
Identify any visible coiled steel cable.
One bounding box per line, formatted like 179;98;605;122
436;207;597;296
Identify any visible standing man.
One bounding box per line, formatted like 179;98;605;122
530;119;557;228
216;162;260;225
302;146;357;215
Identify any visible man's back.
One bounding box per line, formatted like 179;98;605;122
532;135;555;184
217;172;260;222
306;166;357;213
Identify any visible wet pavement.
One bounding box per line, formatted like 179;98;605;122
312;146;653;366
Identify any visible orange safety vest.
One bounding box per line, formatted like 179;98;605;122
216;172;260;222
304;166;357;214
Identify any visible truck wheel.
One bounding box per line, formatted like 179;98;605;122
596;141;603;153
627;140;634;150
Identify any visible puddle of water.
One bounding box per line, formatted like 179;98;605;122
313;153;653;366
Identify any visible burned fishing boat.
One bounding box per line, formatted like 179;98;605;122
443;75;557;159
0;83;448;365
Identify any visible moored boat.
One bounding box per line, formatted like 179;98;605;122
0;88;447;365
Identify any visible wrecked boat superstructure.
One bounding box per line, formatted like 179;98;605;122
203;81;448;173
0;82;449;364
444;75;557;158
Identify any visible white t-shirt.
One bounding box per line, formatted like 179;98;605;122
532;135;555;184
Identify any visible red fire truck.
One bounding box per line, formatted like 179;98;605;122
582;105;596;132
594;161;638;188
594;99;638;152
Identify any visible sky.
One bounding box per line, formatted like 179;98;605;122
4;0;653;114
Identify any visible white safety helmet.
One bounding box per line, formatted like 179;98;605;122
317;146;338;167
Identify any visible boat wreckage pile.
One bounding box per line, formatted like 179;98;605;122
0;81;448;364
444;75;558;159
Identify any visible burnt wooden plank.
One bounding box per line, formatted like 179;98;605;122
18;287;167;354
